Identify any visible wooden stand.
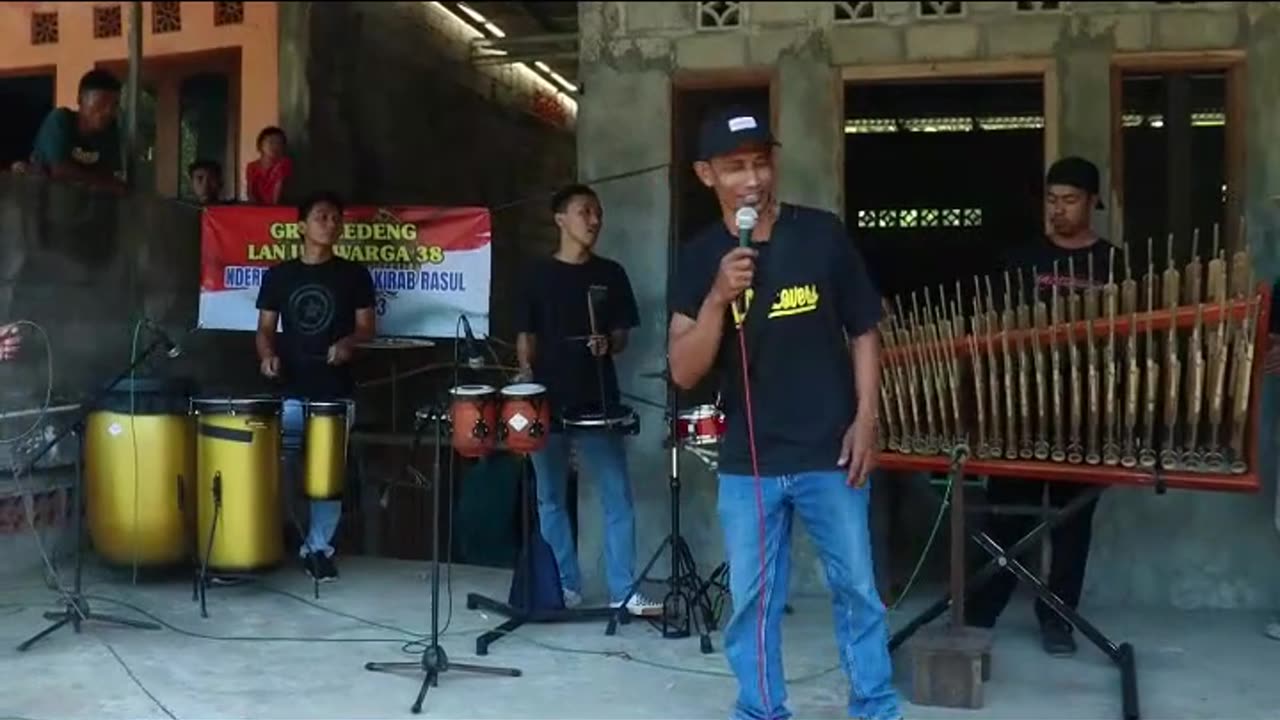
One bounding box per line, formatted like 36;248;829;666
903;443;993;709
906;624;993;709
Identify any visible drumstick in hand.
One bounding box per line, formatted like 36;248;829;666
586;289;609;416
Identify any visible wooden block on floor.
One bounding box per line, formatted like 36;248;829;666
905;625;995;710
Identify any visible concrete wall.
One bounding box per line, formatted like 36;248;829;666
0;1;578;576
0;172;263;576
277;1;575;357
578;1;1280;610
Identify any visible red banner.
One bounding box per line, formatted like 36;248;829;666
198;205;493;337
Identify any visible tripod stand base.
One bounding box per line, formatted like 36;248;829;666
16;596;161;652
466;592;618;656
365;644;521;714
607;534;717;653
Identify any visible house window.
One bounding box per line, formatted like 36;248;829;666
94;5;123;39
152;1;181;33
214;2;245;26
31;11;59;45
698;1;741;30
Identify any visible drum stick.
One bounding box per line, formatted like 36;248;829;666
586;290;609;416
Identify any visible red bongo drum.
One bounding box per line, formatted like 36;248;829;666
675;404;725;446
498;383;551;454
448;385;497;458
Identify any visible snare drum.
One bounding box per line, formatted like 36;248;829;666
499;383;551;454
561;404;641;436
191;397;284;574
676;404;724;447
303;400;349;501
448;385;498;458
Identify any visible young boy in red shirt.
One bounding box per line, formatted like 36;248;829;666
246;126;292;204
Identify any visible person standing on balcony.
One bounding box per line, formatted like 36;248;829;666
246;126;293;205
27;69;126;192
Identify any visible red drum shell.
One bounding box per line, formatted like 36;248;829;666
448;386;498;458
500;384;551;455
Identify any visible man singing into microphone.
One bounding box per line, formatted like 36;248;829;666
515;183;662;616
668;107;902;720
256;191;376;582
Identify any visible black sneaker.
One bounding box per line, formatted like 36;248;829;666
1041;618;1077;657
302;552;339;583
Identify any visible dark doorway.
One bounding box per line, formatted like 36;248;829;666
845;75;1047;599
1117;69;1230;267
845;77;1046;303
0;73;55;167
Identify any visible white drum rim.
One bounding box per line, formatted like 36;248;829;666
450;384;496;396
678;404;721;420
501;383;546;397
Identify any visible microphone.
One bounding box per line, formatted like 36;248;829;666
144;319;182;359
735;206;758;248
459;314;484;370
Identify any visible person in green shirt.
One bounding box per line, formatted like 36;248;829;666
29;69;125;191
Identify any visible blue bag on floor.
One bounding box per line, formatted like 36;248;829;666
508;528;565;612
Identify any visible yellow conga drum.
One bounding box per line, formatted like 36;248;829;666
303;400;350;500
84;377;195;569
192;397;283;574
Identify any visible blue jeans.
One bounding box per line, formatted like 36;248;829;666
718;470;901;720
529;430;636;602
282;398;353;558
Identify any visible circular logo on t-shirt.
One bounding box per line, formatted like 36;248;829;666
288;284;336;335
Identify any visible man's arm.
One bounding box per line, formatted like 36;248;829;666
517;332;537;378
668;301;728;390
851;329;881;419
668;246;754;389
256;310;280;378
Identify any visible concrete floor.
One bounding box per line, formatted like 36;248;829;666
1;556;1277;720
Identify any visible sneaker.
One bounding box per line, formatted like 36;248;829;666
1040;617;1077;657
562;588;583;609
611;592;663;617
1264;616;1280;641
303;552;339;583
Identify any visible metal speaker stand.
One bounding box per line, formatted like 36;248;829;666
365;407;520;714
605;379;717;652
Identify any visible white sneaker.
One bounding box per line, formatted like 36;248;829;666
611;592;663;617
562;588;583;609
1264;616;1280;641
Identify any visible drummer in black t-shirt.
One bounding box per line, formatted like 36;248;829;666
668;106;902;720
255;191;376;582
514;183;661;617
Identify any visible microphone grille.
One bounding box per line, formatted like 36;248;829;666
735;206;758;231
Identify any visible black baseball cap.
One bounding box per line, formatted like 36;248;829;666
1046;156;1104;209
696;105;778;161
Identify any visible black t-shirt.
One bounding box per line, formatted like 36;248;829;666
1000;236;1116;308
255;256;376;399
671;204;883;476
516;254;640;418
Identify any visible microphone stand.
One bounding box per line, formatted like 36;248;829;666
364;400;520;714
366;314;519;712
16;335;172;652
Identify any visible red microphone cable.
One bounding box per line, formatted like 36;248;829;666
730;204;772;718
734;320;773;720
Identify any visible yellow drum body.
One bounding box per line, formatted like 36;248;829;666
193;397;283;574
304;401;349;500
84;383;196;569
